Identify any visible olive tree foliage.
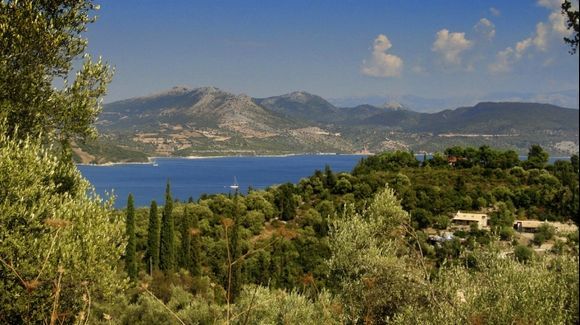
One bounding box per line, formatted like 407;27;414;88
393;249;579;324
230;285;340;324
122;284;340;325
0;0;112;144
328;186;429;324
0;130;126;324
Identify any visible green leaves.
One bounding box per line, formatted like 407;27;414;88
0;0;112;145
125;194;137;280
0;130;126;323
160;182;175;272
147;200;161;272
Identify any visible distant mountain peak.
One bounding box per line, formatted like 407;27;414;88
382;101;407;111
194;86;221;94
283;91;318;103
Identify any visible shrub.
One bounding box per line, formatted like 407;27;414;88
0;132;126;323
514;245;534;263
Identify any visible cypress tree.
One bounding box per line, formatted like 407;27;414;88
125;194;137;280
159;181;175;272
276;183;297;221
229;191;242;300
146;200;160;272
179;206;192;270
324;164;337;188
189;211;202;276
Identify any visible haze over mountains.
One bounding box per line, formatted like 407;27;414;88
328;89;579;113
74;86;579;163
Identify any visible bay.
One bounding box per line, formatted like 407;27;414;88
78;154;570;209
78;155;365;208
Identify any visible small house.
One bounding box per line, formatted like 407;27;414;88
452;211;488;229
514;220;578;234
513;220;545;233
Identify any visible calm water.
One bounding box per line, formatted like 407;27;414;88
78;154;570;208
78;155;365;208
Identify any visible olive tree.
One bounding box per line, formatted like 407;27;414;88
0;0;112;145
328;187;428;323
0;130;126;324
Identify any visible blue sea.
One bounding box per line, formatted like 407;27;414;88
78;154;570;208
78;155;365;208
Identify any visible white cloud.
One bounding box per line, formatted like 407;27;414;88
432;29;473;65
490;7;501;17
513;22;549;57
488;0;573;74
515;38;532;58
533;22;549;50
361;34;404;78
538;0;574;35
537;0;562;10
474;18;496;40
491;21;549;73
549;10;569;35
489;47;515;73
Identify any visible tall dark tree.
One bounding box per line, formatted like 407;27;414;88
179;207;192;270
275;183;297;221
324;164;337;188
571;154;579;174
525;145;549;170
159;181;175;272
125;194;137;280
146;200;160;272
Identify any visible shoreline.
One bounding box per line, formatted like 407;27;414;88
76;157;156;167
75;152;572;167
76;152;370;166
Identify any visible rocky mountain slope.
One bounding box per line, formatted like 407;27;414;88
73;87;579;163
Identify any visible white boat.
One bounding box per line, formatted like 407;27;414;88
229;176;239;190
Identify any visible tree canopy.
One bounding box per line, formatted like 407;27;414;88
0;0;112;145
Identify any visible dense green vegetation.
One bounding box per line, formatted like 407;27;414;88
74;138;150;164
96;144;577;323
1;0;578;324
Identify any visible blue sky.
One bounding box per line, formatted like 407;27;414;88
86;0;579;103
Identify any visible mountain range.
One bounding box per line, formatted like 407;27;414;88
328;89;579;113
73;86;579;163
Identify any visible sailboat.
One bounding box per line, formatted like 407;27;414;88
229;176;239;190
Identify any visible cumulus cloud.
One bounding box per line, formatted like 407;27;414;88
489;47;515;73
537;0;561;9
432;29;473;65
489;1;574;73
538;0;574;35
361;34;403;77
474;18;496;40
490;22;549;72
549;10;569;35
490;7;501;16
533;22;550;50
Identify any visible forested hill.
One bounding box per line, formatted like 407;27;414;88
74;87;579;163
420;102;580;134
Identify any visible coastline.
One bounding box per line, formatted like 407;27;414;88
75;152;572;167
76;152;370;166
76;157;156;167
